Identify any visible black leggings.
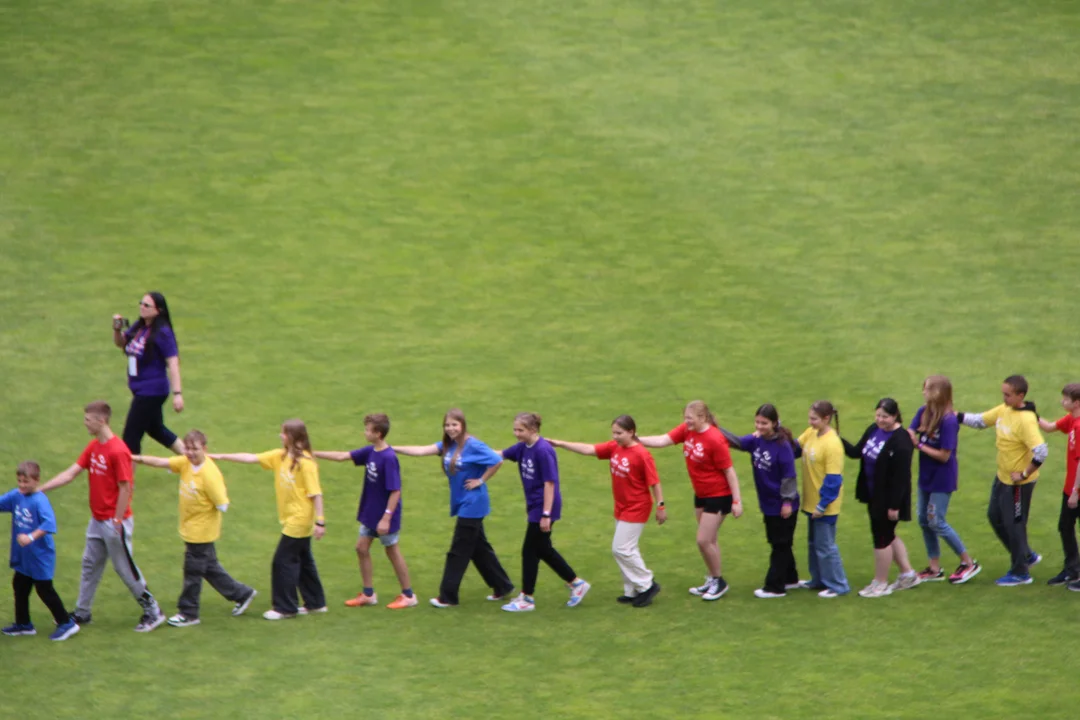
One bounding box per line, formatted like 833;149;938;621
521;521;577;596
122;394;178;454
13;572;69;626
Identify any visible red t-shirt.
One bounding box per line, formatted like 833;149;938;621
667;424;733;498
77;436;134;520
594;441;659;523
1054;414;1080;495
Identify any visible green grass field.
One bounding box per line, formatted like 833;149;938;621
2;0;1080;717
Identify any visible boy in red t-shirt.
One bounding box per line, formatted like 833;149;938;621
550;415;667;607
40;401;165;632
1039;384;1080;588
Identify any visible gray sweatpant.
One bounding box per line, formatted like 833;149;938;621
75;517;155;616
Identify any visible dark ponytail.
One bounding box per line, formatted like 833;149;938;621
756;403;794;446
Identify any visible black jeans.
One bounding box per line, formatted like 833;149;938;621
439;517;513;605
987;479;1035;575
178;542;253;619
762;514;799;594
521;521;577;596
13;571;69;626
271;535;325;614
122;393;178;454
1058;493;1080;575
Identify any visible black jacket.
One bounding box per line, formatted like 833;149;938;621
842;425;913;520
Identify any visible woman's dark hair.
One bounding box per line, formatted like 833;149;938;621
876;397;903;426
755;403;794;445
612;414;638;439
129;291;176;359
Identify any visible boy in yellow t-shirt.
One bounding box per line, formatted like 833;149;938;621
134;430;257;627
212;419;327;620
958;375;1049;586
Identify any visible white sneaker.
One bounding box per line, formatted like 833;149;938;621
754;588;786;599
784;582;804;591
887;572;921;593
501;594;536;612
702;577;729;601
858;581;892;598
486;590;514;602
297;606;328;615
566;579;591;608
818;589;840;598
167;614;201;627
262;609;295;621
232;590;257;617
689;576;713;596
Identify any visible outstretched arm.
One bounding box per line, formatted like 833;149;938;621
209;453;261;464
393;444;440;457
313;451;352;463
38;464;84;493
638;435;675;449
132;455;172;469
548;439;597;456
1039;418;1059;433
956;412;987;429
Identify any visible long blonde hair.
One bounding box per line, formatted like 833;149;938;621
918;376;953;436
440;409;469;472
685;400;718;428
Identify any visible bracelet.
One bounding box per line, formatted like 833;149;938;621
173;391;182;395
315;521;326;528
542;512;551;518
384;509;394;515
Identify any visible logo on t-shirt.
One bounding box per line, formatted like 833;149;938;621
15;507;33;530
752;448;773;472
180;480;199;500
90;453;109;476
684;441;706;463
864;438;886;462
523;458;535;480
366;461;378;482
610;455;631;477
278;467;296;487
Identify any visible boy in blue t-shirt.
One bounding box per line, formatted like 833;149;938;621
1;461;80;641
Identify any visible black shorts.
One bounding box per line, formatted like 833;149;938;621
869;509;898;549
695;495;733;515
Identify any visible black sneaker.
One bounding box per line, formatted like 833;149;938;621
616;595;635;604
69;612;91;626
631;582;662;608
1047;570;1078;586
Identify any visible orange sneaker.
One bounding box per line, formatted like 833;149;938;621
386;594;419;609
344;593;378;607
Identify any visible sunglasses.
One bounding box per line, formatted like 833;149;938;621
140;301;156;309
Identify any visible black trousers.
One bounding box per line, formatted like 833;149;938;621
762;514;799;594
439;517;513;605
521;521;577;595
13;571;69;626
271;535;325;614
122;393;178;454
178;542;253;619
987;479;1035;575
1058;493;1080;575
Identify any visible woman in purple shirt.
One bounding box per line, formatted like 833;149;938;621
498;413;591;612
907;375;980;584
111;292;185;455
842;398;918;598
720;404;800;599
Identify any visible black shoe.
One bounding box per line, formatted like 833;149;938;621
69;612;91;626
1047;570;1078;586
616;595;634;604
631;582;662;608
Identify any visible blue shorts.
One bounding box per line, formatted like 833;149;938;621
359;524;399;547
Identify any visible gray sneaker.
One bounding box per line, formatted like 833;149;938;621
134;610;166;633
887;572;921;592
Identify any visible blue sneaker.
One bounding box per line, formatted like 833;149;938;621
1027;552;1042;568
49;620;80;642
995;572;1033;587
566;579;591;608
1;623;36;636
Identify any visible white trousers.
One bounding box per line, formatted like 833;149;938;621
612;520;653;595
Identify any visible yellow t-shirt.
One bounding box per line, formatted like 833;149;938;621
798;427;844;516
980;404;1044;485
168;456;229;544
257;450;322;538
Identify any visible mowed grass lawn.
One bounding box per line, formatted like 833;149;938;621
2;0;1079;717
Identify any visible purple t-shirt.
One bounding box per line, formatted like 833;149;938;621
123;324;178;397
349;446;403;534
862;427;894;495
736;434;797;516
502;438;562;523
910;407;959;494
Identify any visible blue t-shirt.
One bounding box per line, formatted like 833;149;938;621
123;324;179;396
435;437;502;519
0;489;58;581
862;427;895;496
502;438;562;523
736;434;798;516
349;446;403;534
910;407;959;494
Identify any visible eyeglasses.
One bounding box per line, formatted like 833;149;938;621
140;301;156;309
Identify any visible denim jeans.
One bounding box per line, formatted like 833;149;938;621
917;489;966;560
806;514;849;594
